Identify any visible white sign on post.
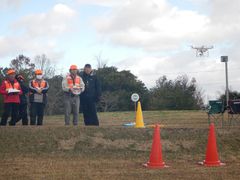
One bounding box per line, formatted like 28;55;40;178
131;93;139;102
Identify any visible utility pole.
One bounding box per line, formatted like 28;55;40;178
221;56;229;106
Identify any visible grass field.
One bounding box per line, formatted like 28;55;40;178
0;111;240;180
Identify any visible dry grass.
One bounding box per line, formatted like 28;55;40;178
0;110;240;180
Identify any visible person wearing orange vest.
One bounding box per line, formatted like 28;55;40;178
62;65;85;125
29;70;49;125
0;69;22;126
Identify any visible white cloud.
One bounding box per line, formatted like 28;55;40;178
11;3;76;37
92;0;210;51
208;0;240;42
0;0;27;9
0;35;64;62
76;0;120;7
0;4;76;61
91;0;240;51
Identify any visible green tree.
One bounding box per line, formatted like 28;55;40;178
95;66;149;111
218;90;240;105
149;75;203;110
45;75;64;115
10;54;35;82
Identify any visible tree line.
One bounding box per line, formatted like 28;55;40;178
0;54;220;115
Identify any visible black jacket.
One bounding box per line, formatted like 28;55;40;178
18;80;28;104
80;72;101;102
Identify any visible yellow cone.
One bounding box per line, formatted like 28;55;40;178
135;101;145;128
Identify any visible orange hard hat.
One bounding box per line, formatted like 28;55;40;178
70;65;78;70
7;69;16;75
35;69;43;75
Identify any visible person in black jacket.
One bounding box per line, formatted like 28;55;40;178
80;64;101;126
15;74;29;125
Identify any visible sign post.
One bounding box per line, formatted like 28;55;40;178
131;93;140;112
221;56;229;106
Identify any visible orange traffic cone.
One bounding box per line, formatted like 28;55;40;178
135;101;145;128
199;123;225;167
144;124;168;169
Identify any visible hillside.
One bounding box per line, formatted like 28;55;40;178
0;111;240;180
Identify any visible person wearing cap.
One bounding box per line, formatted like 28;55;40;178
15;74;29;125
80;64;101;126
0;69;22;126
29;69;49;125
62;65;85;126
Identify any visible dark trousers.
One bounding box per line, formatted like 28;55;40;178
30;103;45;125
81;98;99;126
16;103;28;125
0;103;19;126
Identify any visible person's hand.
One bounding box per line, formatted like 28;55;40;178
37;88;42;94
7;89;13;94
79;88;83;93
8;92;19;95
69;88;76;96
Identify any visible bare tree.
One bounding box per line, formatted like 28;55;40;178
34;54;55;78
99;91;119;112
95;51;108;69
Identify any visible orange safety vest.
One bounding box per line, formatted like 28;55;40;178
67;75;81;89
4;80;20;91
32;80;46;88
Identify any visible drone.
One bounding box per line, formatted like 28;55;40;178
191;45;214;57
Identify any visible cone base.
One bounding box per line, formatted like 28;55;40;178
143;162;169;169
135;126;145;128
198;161;225;167
135;122;145;128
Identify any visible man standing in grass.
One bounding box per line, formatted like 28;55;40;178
0;69;22;126
62;65;85;126
80;64;101;126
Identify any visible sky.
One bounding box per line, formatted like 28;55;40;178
0;0;240;102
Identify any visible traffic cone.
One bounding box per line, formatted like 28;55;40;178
199;123;225;167
135;101;145;128
144;124;168;169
